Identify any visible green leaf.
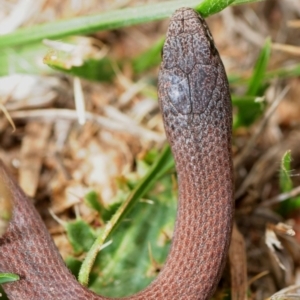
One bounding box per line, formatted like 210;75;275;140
0;273;19;284
65;220;96;254
84;191;102;214
84;190;121;222
45;56;115;82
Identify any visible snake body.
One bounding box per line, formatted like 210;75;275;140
0;7;233;300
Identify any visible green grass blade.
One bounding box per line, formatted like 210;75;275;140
246;38;271;96
266;64;300;80
232;95;265;128
229;63;300;88
231;38;271;128
0;0;204;48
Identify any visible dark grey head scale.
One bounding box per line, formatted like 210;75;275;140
197;14;214;46
171;8;217;55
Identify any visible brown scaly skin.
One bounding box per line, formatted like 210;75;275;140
0;8;233;300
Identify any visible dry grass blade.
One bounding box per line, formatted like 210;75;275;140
73;77;86;125
262;185;300;207
19;122;51;197
8;109;164;142
272;43;300;56
0;104;16;131
229;223;248;300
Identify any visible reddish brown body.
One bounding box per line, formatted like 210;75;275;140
0;8;233;300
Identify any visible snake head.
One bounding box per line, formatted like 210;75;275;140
158;8;225;120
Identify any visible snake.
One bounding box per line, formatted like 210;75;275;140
0;7;233;300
